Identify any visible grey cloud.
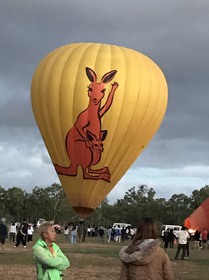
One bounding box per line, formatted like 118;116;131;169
134;137;209;169
1;0;209;199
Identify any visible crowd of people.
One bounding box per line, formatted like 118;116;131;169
194;228;209;249
1;218;133;251
1;216;209;279
162;226;209;260
61;222;136;245
0;217;35;253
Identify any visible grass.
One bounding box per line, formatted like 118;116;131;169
0;232;209;279
164;246;209;280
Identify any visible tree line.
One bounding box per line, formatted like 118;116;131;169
0;183;209;228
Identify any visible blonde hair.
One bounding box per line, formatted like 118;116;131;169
39;221;54;239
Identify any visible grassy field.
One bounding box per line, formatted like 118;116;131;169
0;233;209;279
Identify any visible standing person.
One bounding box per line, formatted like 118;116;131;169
98;225;105;242
201;228;208;249
87;226;92;237
115;225;122;243
82;223;87;243
130;227;136;240
112;227;116;241
21;219;28;247
174;226;190;260
207;231;209;249
14;223;23;248
77;220;85;244
70;224;77;245
121;227;126;242
185;230;190;259
33;221;70;280
194;230;200;249
164;229;170;250
107;226;112;242
199;231;202;248
161;229;165;242
14;219;28;248
64;226;69;240
91;226;96;237
9;222;17;242
125;227;130;240
27;224;34;242
119;217;174;280
0;218;8;254
168;229;175;248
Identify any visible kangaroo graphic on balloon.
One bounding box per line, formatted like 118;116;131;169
54;67;119;182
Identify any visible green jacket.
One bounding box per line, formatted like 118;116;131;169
33;239;70;280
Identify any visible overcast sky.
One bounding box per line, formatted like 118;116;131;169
1;0;209;203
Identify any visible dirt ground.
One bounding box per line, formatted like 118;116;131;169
0;260;192;280
0;240;207;280
0;242;120;280
0;264;119;280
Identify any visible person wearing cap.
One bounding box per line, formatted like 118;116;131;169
33;221;70;280
0;218;8;254
174;226;190;260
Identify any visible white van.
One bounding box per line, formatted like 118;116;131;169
112;223;132;228
160;224;182;234
36;218;46;229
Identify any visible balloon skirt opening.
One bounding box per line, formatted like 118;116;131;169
73;206;94;218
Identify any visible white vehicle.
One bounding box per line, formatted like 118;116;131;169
36;218;46;229
112;223;132;228
160;224;182;234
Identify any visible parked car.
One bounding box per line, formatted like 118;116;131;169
160;224;182;232
36;218;46;229
112;223;132;229
53;224;61;233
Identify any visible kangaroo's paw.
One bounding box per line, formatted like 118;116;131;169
101;167;110;174
99;172;111;182
94;167;110;174
112;81;119;90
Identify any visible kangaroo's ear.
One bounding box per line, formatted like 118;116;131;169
101;70;117;84
100;130;108;141
86;130;96;141
86;67;97;82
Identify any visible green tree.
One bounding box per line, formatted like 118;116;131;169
166;193;192;225
0;186;6;218
85;198;114;227
190;185;209;210
110;185;159;227
29;184;74;224
4;187;27;221
46;183;75;224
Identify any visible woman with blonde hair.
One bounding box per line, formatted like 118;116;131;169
119;217;174;280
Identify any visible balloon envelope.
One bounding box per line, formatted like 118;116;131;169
31;43;168;218
185;198;209;231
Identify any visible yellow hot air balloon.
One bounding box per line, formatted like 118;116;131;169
31;43;168;218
